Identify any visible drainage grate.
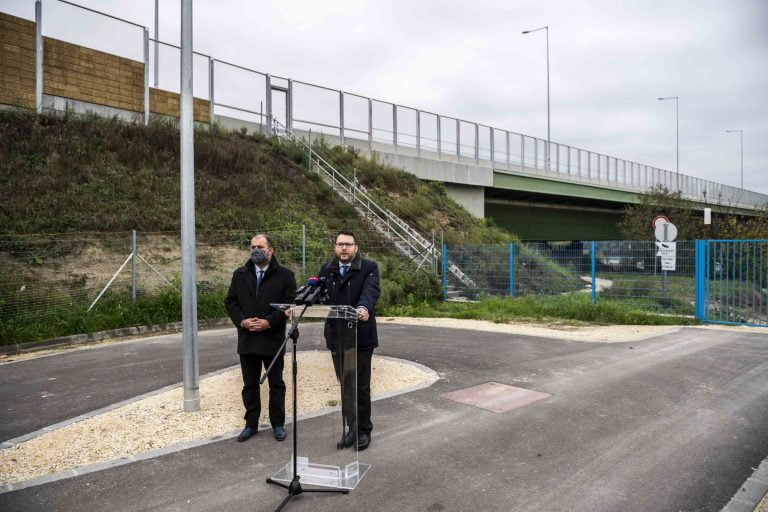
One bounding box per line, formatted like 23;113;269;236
441;382;551;413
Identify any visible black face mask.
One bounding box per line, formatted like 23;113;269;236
250;248;268;265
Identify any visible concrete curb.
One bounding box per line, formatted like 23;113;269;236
720;457;768;512
0;318;232;356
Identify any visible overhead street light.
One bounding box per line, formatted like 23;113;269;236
658;96;679;191
725;129;744;189
523;26;550;171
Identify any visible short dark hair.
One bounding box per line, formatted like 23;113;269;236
251;233;273;249
335;230;358;245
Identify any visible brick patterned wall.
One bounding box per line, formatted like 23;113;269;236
43;37;145;112
0;13;36;108
0;12;210;122
150;88;210;123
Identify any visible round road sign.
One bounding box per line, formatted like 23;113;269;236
654;222;678;242
652;215;670;229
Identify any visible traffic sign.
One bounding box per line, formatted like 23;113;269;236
654;222;678;242
652;215;670;229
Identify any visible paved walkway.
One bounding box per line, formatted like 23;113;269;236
1;323;767;511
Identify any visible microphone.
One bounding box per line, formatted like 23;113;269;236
302;276;327;305
295;276;320;305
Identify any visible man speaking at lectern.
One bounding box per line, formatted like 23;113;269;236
319;230;380;451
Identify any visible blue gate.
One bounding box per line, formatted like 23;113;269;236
696;240;768;327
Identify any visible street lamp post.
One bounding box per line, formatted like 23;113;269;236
523;26;550;171
658;96;679;191
725;129;744;189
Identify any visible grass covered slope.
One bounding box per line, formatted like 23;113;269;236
0;110;525;343
0;110;357;233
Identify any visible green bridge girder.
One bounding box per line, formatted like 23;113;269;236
487;171;756;241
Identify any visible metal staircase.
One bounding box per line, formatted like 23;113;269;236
273;122;473;288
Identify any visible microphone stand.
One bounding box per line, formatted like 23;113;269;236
260;302;349;512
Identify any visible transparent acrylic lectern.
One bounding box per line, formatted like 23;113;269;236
268;304;370;491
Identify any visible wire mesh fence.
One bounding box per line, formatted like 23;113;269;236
444;240;698;316
0;226;401;332
3;234;766;344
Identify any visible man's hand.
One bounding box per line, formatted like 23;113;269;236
356;306;369;322
253;318;271;331
241;317;270;331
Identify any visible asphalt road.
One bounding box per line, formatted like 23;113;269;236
1;323;766;511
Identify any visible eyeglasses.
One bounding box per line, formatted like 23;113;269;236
335;242;355;248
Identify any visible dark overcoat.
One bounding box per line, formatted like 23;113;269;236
318;253;380;351
224;256;297;356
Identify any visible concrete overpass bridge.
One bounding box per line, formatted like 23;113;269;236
5;1;765;240
212;74;768;241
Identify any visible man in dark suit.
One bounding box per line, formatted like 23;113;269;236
225;234;296;442
318;230;380;451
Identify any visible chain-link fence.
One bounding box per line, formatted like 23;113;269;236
444;240;697;315
0;226;405;337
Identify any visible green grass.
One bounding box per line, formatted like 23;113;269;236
0;287;228;345
381;295;698;326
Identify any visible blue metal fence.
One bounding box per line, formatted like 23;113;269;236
442;240;766;326
697;240;768;327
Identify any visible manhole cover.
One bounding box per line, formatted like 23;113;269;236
441;382;551;413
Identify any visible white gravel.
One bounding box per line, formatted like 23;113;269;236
0;351;433;485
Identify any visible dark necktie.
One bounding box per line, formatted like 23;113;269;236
256;270;264;291
340;265;349;277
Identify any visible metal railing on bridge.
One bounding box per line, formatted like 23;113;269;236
15;0;768;211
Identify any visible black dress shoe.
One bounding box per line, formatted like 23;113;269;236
237;426;257;442
273;426;287;441
357;434;371;451
336;430;356;449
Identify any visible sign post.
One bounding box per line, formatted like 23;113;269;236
653;218;677;304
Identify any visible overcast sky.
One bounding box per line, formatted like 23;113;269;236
3;0;767;195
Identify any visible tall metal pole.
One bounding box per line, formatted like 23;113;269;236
658;96;679;191
35;0;43;114
726;129;744;189
180;0;200;412
545;27;550;171
522;26;550;171
154;0;159;88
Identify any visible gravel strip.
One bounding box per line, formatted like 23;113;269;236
0;351;435;486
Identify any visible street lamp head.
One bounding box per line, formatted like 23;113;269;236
522;26;548;35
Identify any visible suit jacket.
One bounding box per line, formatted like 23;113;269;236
224;256;297;356
318;253;380;351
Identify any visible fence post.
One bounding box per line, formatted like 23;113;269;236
265;74;272;135
339;90;345;145
308;129;312;172
695;240;705;321
368;98;373;149
393;104;398;150
442;243;448;302
35;0;43;114
591;241;597;304
143;28;150;125
509;242;515;297
432;230;437;274
131;229;137;302
208;58;214;126
301;224;306;275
